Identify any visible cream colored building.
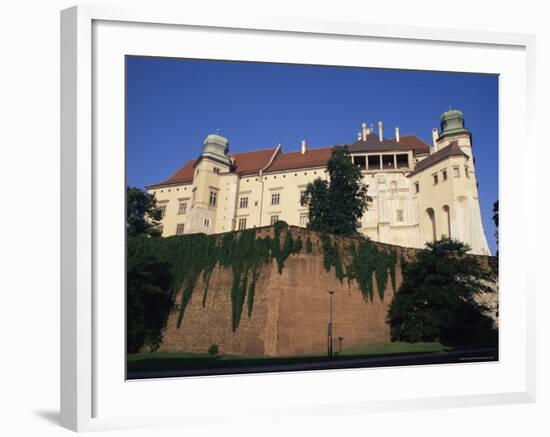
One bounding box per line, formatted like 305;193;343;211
147;109;491;255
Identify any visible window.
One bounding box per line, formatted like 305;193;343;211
155;225;163;236
238;217;247;230
396;209;404;222
209;190;217;206
414;182;420;194
368;155;381;170
453;166;460;178
239;196;248;209
442;169;448;181
204;218;210;228
353;156;366;170
433;173;439;185
158;205;167;218
300;212;308;227
178;201;187;215
270;215;279;225
299;190;307;205
176;223;185;235
382;155;394;169
271;193;280;205
213;167;220;174
396;154;409;168
465;166;470;178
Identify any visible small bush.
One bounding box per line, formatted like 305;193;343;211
208;344;219;356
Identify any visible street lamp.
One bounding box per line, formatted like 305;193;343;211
327;291;335;359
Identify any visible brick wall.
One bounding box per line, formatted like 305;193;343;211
157;227;495;357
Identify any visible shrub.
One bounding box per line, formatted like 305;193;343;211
127;236;174;353
208;344;219;356
387;238;497;346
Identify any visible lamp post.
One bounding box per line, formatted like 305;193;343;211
327;291;335;359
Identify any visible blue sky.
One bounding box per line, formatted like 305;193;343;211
126;56;499;253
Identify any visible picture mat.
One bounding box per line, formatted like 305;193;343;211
93;19;529;422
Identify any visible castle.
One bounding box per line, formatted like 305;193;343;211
147;109;490;255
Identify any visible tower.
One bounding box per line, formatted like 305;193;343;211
433;109;490;255
184;133;232;234
436;109;474;161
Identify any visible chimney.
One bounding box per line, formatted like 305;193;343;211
361;122;368;141
301;139;308;155
432;128;439;150
395;127;400;142
378;121;383;142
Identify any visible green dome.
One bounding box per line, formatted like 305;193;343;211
439;109;469;137
203;133;228;148
200;133;232;166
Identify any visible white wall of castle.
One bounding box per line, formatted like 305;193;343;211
149;134;490;255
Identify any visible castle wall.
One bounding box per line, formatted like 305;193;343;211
157;228;416;357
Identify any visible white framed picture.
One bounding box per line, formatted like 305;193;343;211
61;5;536;432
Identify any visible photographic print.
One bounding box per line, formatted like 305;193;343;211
125;57;499;379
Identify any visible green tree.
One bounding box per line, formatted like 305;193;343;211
127;237;174;353
302;146;370;235
127;186;163;237
387;239;496;346
302;178;330;232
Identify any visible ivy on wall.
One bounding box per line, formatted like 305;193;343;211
134;223;398;333
140;222;301;332
345;240;397;302
318;233;398;302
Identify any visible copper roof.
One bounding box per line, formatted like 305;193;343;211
347;134;431;154
265;146;333;173
408;142;468;176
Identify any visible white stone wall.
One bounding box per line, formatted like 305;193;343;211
149;136;490;255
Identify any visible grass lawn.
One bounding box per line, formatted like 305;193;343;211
127;342;450;373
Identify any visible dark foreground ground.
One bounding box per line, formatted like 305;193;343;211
127;343;498;380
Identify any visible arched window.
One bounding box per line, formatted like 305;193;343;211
442;205;451;238
426;208;436;241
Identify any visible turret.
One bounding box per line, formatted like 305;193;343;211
185;132;231;235
435;109;473;159
439;109;470;140
199;132;232;166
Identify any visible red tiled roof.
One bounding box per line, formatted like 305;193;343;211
147;148;277;188
347;134;431;154
147;133;433;188
231;148;278;175
399;135;432;154
408;142;468;176
265;146;333;173
147;159;197;188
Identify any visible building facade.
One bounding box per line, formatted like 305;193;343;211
147;109;491;255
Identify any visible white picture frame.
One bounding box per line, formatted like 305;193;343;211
61;5;536;432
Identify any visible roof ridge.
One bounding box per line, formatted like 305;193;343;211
229;146;278;155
